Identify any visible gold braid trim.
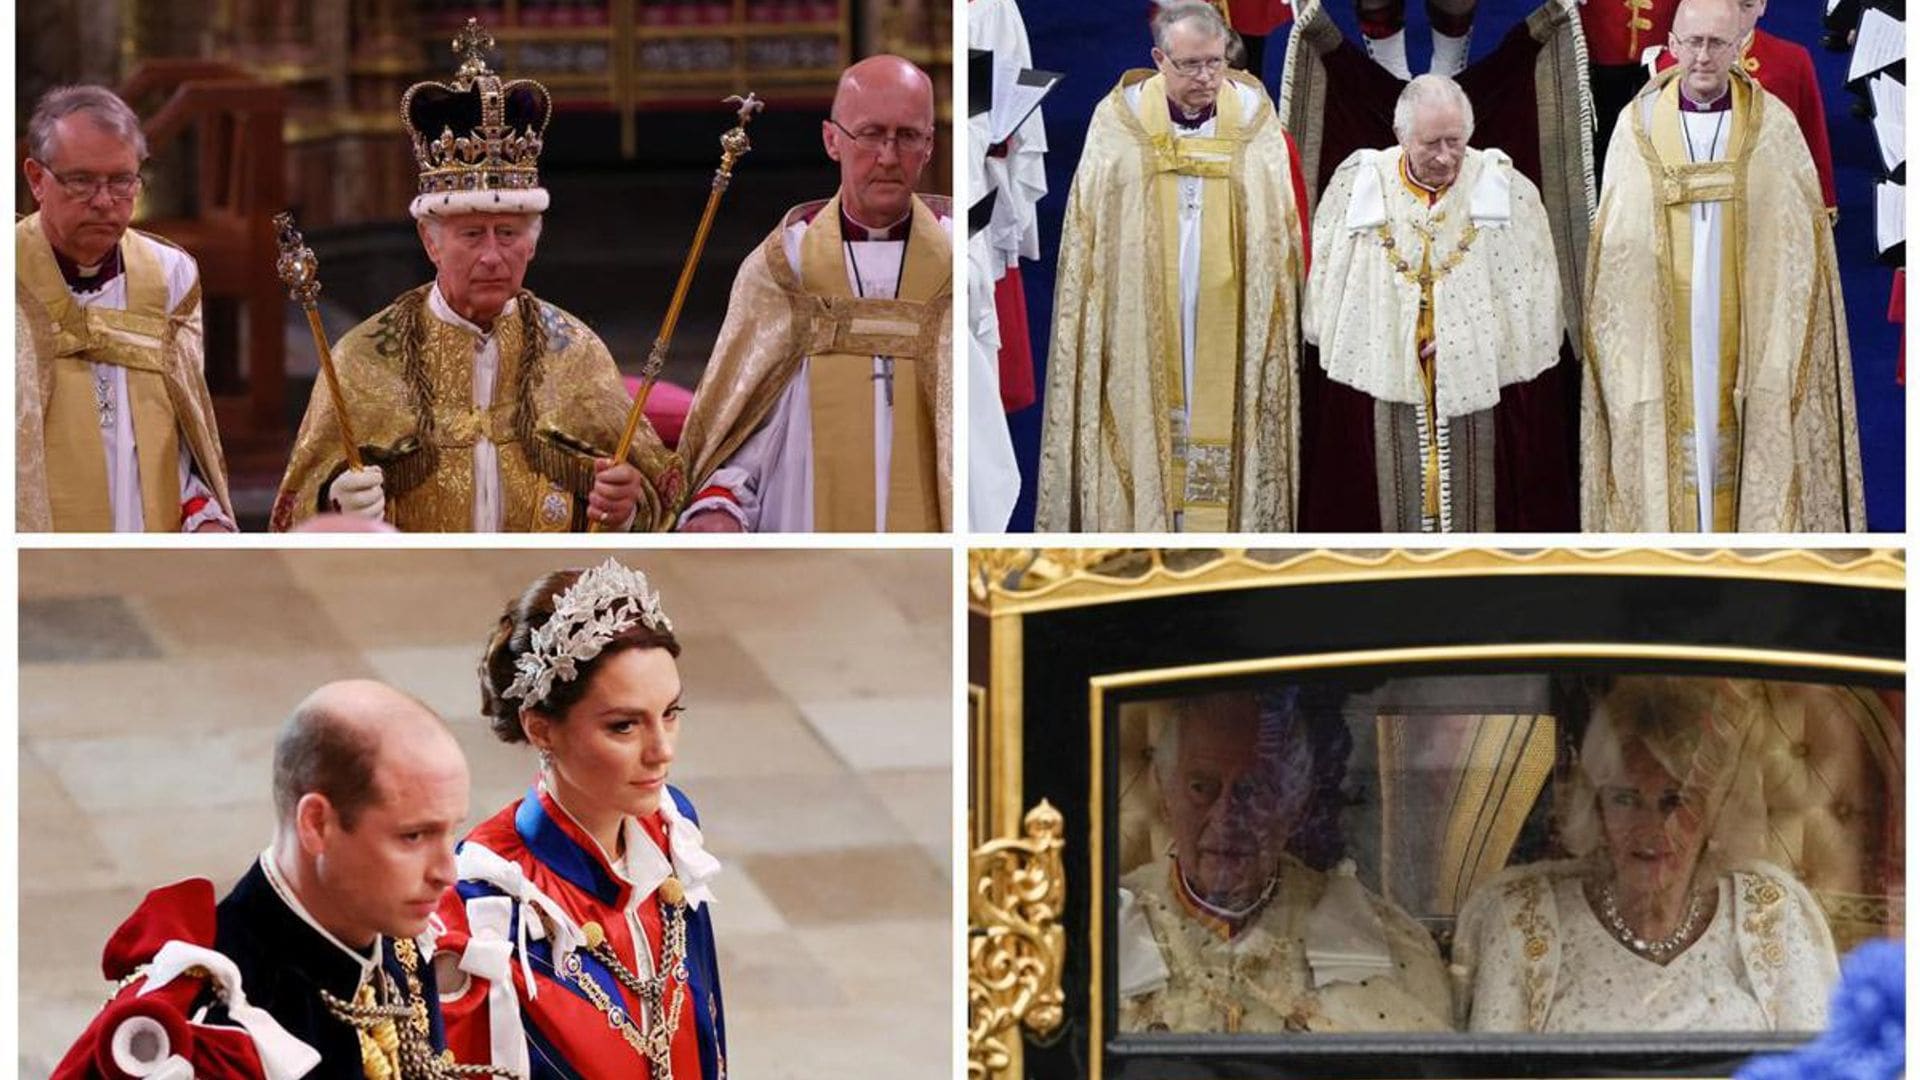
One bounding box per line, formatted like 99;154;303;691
385;286;440;496
321;939;522;1080
383;286;605;503
512;293;599;504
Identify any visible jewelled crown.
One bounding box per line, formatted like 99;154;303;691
503;559;674;709
401;19;552;220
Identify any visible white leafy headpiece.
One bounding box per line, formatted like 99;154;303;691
503;558;673;708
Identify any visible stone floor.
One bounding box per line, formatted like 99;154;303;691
18;548;953;1079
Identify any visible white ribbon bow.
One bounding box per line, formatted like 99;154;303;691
457;896;532;1080
141;940;323;1080
456;843;588;1002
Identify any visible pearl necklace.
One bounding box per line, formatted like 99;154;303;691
1594;877;1712;963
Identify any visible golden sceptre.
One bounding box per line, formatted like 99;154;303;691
592;91;764;532
274;212;362;471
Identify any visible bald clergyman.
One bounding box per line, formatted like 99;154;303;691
677;55;954;532
1582;0;1864;532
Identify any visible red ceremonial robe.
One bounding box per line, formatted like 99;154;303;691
436;784;722;1080
52;881;273;1080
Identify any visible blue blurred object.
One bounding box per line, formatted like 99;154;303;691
1736;939;1906;1080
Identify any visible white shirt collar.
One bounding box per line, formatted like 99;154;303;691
541;779;721;910
427;282;517;339
258;847;383;987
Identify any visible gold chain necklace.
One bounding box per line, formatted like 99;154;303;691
555;877;692;1079
322;939;521;1080
1376;219;1480;290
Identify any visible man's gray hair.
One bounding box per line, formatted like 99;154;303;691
1391;74;1475;144
28;85;148;164
1150;689;1306;792
1152;1;1230;52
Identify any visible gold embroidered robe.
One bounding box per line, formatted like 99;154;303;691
1456;858;1838;1032
1118;854;1453;1033
1036;70;1305;532
16;214;232;532
272;286;684;532
1581;68;1865;532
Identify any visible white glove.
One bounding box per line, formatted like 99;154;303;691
328;465;386;519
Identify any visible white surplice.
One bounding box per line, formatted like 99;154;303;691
1681;104;1732;532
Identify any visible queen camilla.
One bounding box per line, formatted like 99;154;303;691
1455;676;1838;1032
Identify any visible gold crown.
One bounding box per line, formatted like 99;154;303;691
400;20;552;215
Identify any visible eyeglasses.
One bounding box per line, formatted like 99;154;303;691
1165;55;1227;76
1672;35;1738;56
829;119;933;155
40;166;143;202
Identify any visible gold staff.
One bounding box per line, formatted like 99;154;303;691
274;212;362;471
592;91;764;532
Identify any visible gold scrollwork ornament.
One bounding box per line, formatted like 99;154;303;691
967;801;1066;1080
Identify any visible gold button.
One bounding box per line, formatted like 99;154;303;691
660;876;685;906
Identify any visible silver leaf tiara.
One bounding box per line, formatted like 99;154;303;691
502;558;673;708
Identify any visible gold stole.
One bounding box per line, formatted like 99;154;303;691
1647;78;1746;531
1139;76;1242;532
17;215;187;531
799;194;945;532
1398;160;1450;525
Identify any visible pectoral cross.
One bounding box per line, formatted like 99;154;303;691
93;367;115;429
873;357;896;407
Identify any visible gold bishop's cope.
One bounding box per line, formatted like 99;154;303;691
15;214;230;531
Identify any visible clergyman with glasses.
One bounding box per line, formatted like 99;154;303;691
1581;0;1863;533
17;85;236;532
678;54;953;532
1035;0;1308;532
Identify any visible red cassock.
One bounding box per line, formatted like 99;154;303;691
1891;268;1904;385
1655;29;1838;210
992;269;1037;412
1228;0;1295;35
52;880;273;1080
1141;2;1294;39
1580;0;1679;67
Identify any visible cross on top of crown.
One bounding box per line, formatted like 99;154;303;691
452;18;496;85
